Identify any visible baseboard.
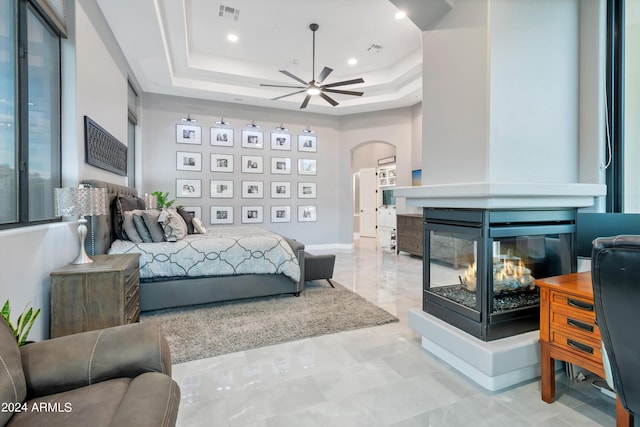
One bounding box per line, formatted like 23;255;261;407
305;243;354;252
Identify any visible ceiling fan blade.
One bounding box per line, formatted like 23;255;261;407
260;84;306;89
321;77;365;88
319;92;339;106
323;88;364;97
280;70;309;86
316;67;333;84
271;90;307;101
300;94;312;109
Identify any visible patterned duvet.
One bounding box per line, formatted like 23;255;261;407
108;226;300;282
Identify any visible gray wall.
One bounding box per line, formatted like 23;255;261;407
0;0;137;341
140;94;419;247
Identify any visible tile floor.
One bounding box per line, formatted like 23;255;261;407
172;237;630;427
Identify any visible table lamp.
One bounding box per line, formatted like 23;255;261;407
54;186;108;264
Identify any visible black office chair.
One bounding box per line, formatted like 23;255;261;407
591;235;640;423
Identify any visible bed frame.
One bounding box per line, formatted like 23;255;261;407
81;179;305;311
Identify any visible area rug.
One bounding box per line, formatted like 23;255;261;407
140;280;398;364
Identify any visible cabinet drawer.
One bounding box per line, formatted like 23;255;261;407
551;310;600;338
550;292;596;321
550;328;602;364
125;301;140;324
124;263;139;287
125;280;139;308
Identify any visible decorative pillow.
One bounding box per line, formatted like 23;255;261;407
176;207;195;234
132;214;153;243
114;195;146;240
122;210;144;243
158;208;188;242
192;217;207;234
141;209;165;242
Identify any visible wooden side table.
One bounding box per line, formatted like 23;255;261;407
536;272;633;427
50;254;141;338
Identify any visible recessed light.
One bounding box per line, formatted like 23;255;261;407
348;58;358;66
395;11;407;20
227;33;238;42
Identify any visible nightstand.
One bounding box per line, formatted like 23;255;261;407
50;254;141;338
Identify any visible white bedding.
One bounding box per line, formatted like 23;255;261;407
108;226;300;282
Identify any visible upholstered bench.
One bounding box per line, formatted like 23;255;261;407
304;252;336;287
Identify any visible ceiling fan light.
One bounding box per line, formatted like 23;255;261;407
306;87;321;96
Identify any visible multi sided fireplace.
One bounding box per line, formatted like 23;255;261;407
423;208;576;341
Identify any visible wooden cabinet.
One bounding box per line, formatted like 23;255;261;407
536;272;604;403
536;272;632;427
50;254;141;338
396;214;423;257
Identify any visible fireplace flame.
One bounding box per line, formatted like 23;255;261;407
461;257;535;293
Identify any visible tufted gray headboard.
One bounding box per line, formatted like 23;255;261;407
81;179;138;256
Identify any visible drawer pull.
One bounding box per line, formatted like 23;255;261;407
567;318;594;333
567;298;594;312
567;338;594;355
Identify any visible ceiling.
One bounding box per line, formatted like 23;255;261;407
96;0;427;116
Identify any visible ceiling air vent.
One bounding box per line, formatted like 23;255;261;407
367;44;384;54
218;5;240;21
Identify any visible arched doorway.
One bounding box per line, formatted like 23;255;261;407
351;141;396;241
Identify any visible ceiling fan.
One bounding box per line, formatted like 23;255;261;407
260;23;365;109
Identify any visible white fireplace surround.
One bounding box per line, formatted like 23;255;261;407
394;182;607;210
396;181;606;390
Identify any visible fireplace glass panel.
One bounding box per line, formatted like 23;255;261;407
428;230;479;311
490;233;572;315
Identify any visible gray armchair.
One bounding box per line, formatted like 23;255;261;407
0;319;180;427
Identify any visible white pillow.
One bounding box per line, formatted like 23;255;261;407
192;217;207;234
158;207;188;242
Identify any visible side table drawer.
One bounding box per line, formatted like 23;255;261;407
551;310;600;340
550;328;603;364
551;292;596;321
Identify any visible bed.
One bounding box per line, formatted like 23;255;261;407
81;179;305;311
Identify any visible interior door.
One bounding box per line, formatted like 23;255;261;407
359;168;377;237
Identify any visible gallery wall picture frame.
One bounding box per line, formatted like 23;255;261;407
298;134;317;152
241;129;264;149
211;153;234;172
271;132;291;150
176;124;202;145
242;206;263;224
298;205;317;222
298;182;317;199
271;206;291;223
270;181;291;199
211;127;234;147
271;157;291;174
176;151;202;171
210;180;234;198
176;179;202;198
241;155;264;174
210;206;234;225
241;180;264;198
298;158;317;175
182;206;202;220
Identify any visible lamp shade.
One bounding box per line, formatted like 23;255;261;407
54;187;108;217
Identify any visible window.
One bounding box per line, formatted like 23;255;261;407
0;0;63;228
607;0;640;212
127;81;138;188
